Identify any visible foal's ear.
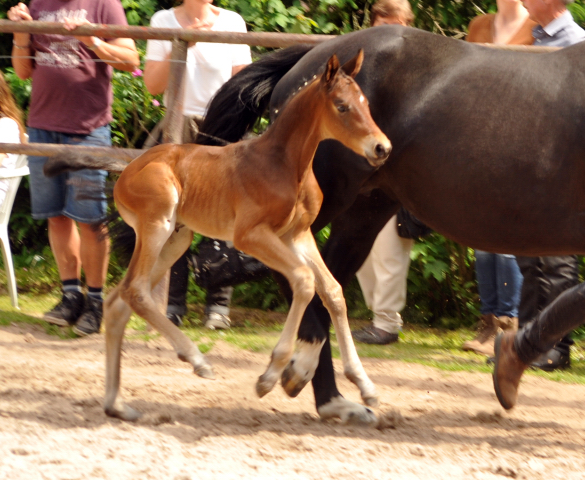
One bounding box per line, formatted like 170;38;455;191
341;49;364;78
322;54;341;89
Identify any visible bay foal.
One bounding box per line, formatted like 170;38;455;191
96;51;390;420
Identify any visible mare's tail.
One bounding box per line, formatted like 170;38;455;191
196;43;314;146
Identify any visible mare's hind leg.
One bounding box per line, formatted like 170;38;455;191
296;229;378;406
235;225;316;398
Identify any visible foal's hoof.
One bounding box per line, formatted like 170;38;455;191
105;404;142;422
256;374;277;398
281;362;310;398
362;393;379;408
194;363;215;380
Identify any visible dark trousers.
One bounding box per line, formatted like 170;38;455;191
167;250;233;317
515;255;579;356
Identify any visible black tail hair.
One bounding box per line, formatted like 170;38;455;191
196;43;314;146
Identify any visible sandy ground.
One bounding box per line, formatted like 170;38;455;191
1;322;585;480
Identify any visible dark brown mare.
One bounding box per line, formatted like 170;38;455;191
187;25;585;425
46;52;390;421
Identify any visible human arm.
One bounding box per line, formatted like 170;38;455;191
7;2;34;80
143;57;172;96
63;17;139;72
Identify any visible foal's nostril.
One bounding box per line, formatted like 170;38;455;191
375;143;389;160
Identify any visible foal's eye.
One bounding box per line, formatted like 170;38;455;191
336;103;349;113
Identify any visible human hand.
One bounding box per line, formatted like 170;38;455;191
7;3;32;22
63;17;95;46
8;3;32;47
186;18;213;48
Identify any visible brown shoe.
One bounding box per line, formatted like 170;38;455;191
492;331;528;410
462;313;498;356
497;315;518;332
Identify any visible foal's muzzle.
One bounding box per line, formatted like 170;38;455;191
366;136;391;167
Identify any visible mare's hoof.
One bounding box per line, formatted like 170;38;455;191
105;404;142;422
195;363;215;380
281;363;310;398
318;396;378;427
343;407;377;427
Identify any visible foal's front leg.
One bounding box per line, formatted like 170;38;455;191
236;225;317;398
295;230;378;407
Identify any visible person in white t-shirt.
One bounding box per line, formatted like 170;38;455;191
0;71;26;205
144;0;252;330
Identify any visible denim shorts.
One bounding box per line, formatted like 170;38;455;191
27;126;110;223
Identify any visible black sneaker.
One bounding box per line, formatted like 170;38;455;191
73;296;103;336
352;325;399;345
44;291;85;326
530;348;570;372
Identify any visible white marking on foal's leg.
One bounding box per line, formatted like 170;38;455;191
281;339;326;397
318;396;378;427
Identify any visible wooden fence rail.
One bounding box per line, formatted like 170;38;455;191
0;20;335;46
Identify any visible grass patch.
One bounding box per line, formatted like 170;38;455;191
1;292;584;384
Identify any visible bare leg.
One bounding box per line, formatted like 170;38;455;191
48;216;81;281
79;221;109;288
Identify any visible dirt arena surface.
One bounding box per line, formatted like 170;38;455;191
1;322;585;480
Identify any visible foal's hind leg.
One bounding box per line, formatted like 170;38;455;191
103;283;138;420
105;226;212;421
295;230;378;407
123;226;213;378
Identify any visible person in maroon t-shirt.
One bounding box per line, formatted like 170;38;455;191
8;0;139;336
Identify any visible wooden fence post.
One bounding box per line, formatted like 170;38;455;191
162;39;188;145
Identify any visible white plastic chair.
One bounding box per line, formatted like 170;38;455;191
0;154;29;309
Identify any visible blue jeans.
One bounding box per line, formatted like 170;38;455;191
474;250;523;318
27;126;110;223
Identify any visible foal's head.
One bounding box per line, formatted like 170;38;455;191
319;50;391;167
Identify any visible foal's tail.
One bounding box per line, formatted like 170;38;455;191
196;43;314;146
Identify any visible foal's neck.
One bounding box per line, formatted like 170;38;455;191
257;80;326;179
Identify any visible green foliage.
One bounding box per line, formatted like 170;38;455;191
110;65;164;148
2;68;31;121
121;0;158;26
404;235;479;328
